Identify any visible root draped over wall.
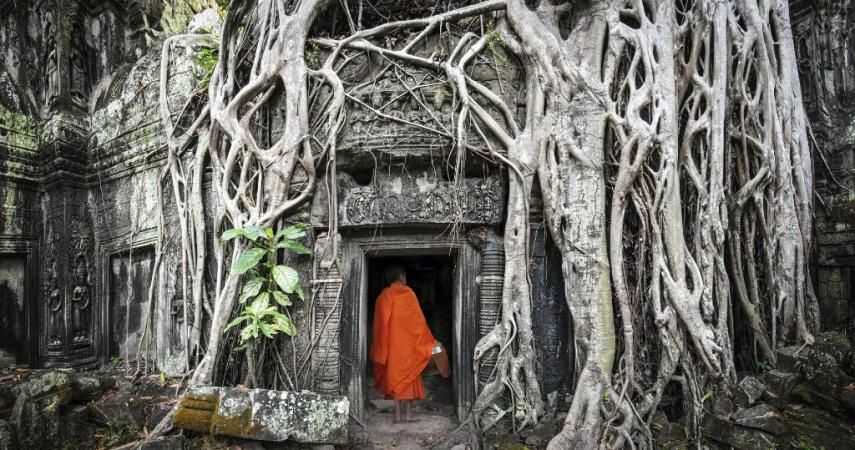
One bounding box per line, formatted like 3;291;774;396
148;0;816;447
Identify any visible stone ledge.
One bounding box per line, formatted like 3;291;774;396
173;386;348;444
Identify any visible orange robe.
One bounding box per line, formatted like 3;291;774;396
369;283;437;400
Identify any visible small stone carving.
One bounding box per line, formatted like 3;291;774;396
70;254;92;344
45;258;63;348
45;23;59;106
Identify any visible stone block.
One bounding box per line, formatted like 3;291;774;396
701;413;779;450
730;404;787;436
791;383;845;413
776;346;803;371
737;376;766;406
173;387;349;444
93;390;145;429
761;369;798;398
11;370;73;409
709;396;734;417
70;374;102;402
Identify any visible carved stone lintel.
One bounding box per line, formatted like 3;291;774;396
340;176;505;226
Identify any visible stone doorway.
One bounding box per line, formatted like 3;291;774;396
365;254;456;417
0;240;38;368
337;232;478;424
0;254;28;367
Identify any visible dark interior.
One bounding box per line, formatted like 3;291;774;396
365;254;456;412
0;255;27;366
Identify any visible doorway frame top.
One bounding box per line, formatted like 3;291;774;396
338;229;479;422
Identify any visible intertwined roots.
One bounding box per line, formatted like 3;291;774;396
150;0;814;446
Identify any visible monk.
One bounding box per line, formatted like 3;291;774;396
370;264;448;423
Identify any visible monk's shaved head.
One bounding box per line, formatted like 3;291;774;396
384;264;406;285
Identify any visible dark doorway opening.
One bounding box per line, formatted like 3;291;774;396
0;255;27;367
365;254;456;416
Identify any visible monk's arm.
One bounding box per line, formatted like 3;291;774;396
370;295;392;365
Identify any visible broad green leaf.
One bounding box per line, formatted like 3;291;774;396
231;248;266;275
272;265;299;293
225;315;248;331
268;310;288;321
276;240;312;254
241;277;265;298
221;228;244;241
294;283;305;301
274;316;297;336
272;291;291;307
260;322;274;338
251;292;270;311
276;225;306;240
240;324;256;341
265;228;274;239
242;226;265;241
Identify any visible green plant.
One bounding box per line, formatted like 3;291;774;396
758;359;772;372
110;355;122;366
305;42;321;68
700;390;714;403
196;47;219;90
222;224;312;349
485;19;509;65
159;370;168;384
792;435;822;450
97;423;140;446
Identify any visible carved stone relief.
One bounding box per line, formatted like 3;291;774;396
340;175;504;226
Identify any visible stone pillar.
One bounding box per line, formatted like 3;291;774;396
37;1;98;368
311;234;343;394
39;113;98;368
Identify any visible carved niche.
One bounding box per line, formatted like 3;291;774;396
45;22;60;108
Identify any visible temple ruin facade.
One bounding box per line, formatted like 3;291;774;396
0;0;853;427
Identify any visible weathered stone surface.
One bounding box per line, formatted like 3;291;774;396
761;369;798;398
780;404;855;450
92;389;145;429
775;346;803;371
730;404;787;436
709;396;735;417
70;374;102;402
701;414;779;450
654;423;688;450
9;394;62;449
11;370;73;409
737;376;766;406
0;419;14;450
791;382;845;413
173;387;349;444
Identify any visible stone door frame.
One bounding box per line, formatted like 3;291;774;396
0;237;40;367
97;229;158;367
338;230;479;422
